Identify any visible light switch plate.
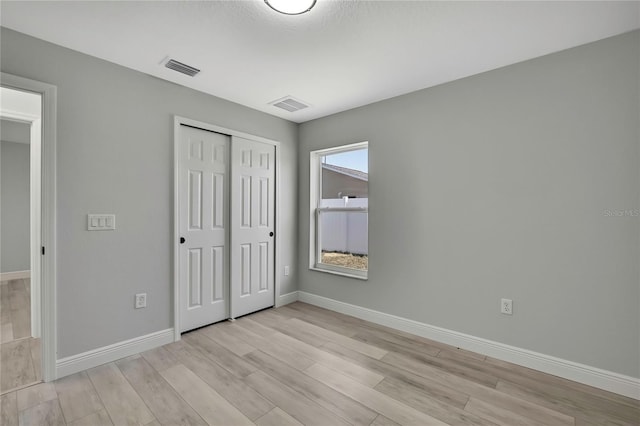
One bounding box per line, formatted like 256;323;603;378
88;214;116;231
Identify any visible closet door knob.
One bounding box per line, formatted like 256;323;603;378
180;237;186;244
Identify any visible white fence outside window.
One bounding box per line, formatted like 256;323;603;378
319;198;368;255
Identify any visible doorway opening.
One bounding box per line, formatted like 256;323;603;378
1;73;57;386
0;87;42;392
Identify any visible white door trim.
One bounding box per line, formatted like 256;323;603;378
173;116;282;341
1;72;57;382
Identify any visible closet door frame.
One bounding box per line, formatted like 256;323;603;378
172;116;282;341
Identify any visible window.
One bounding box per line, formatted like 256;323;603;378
309;142;368;279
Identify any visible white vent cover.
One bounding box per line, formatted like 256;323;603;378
163;58;200;77
269;96;310;112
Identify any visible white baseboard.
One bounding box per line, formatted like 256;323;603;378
56;329;174;379
0;270;31;281
297;291;639;400
277;291;299;307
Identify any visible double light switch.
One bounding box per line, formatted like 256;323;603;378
88;214;116;231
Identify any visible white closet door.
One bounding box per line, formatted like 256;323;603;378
230;136;275;318
179;125;229;332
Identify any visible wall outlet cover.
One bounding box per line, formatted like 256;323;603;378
501;298;513;315
135;293;147;309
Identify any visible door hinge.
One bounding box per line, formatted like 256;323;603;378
41;246;45;255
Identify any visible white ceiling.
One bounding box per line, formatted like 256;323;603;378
2;1;638;123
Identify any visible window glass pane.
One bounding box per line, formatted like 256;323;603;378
311;143;368;278
318;210;368;271
321;148;368;202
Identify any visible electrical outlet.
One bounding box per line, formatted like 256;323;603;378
135;293;147;309
501;298;513;315
284;265;290;276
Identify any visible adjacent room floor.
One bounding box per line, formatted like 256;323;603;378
1;302;638;425
0;278;42;394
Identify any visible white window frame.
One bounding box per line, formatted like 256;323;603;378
309;141;368;280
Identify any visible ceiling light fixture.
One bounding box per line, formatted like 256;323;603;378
264;0;316;15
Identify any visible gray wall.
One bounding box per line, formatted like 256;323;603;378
1;119;31;144
1;134;31;273
1;27;298;358
299;31;640;378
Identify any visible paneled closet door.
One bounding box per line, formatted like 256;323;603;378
230;136;275;318
178;125;229;332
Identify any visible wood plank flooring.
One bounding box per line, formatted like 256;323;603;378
1;279;31;343
0;279;41;394
1;302;638;425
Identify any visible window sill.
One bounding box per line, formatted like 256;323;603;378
310;266;368;281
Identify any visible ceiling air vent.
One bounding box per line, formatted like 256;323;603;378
164;59;200;77
269;96;310;112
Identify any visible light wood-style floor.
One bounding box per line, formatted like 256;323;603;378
1;302;638;425
0;279;42;394
1;279;32;343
